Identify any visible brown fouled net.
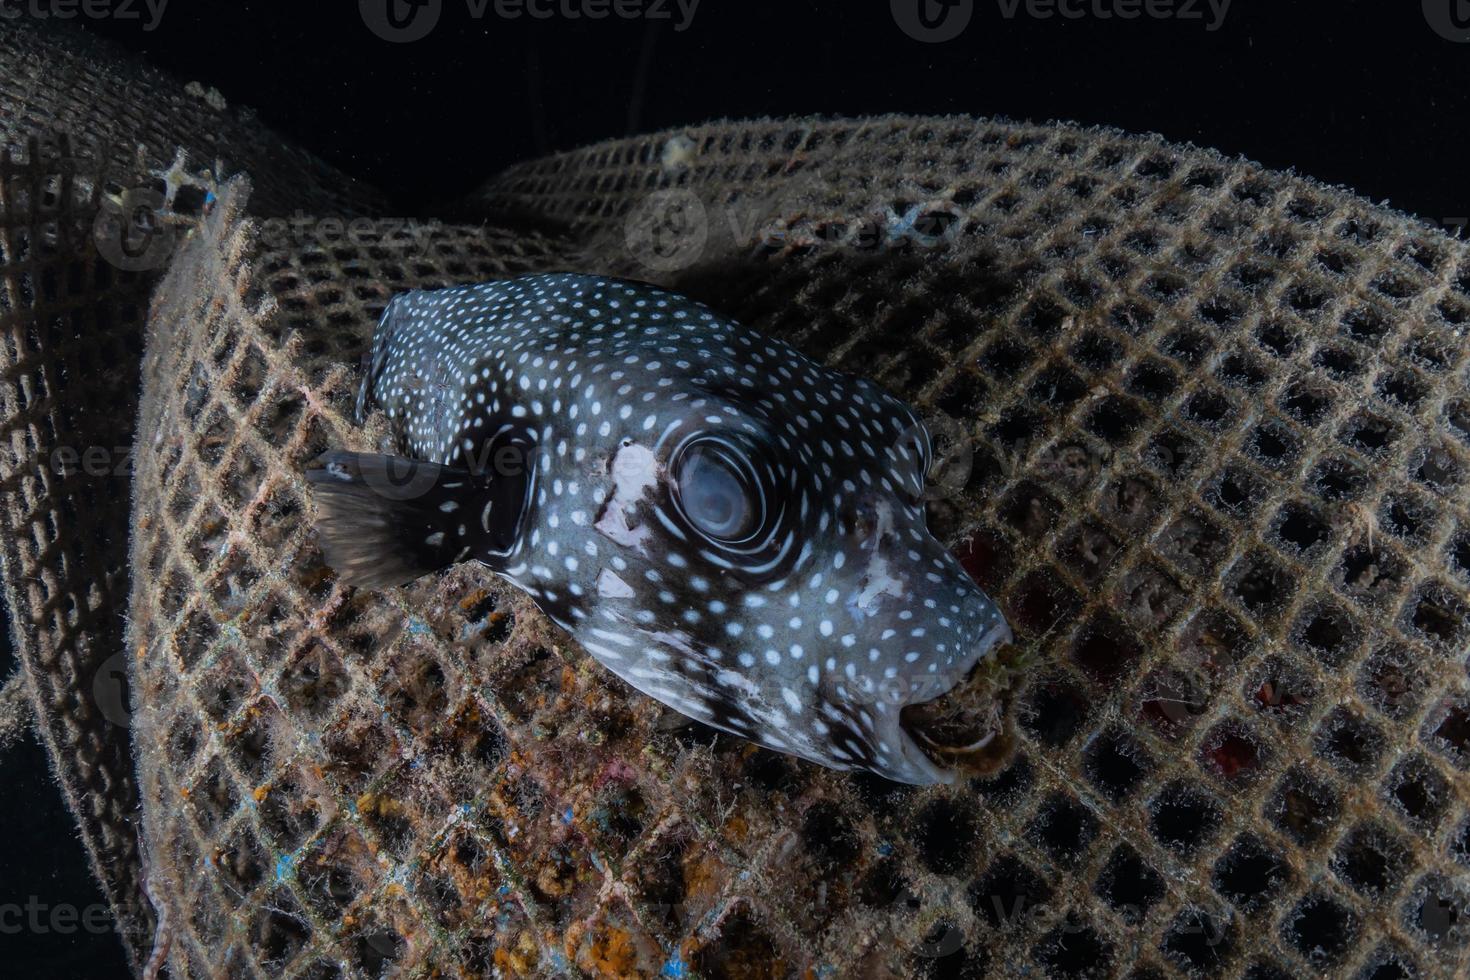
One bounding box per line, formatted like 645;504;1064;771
0;20;385;972
116;112;1470;980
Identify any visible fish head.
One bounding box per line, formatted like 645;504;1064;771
585;359;1010;784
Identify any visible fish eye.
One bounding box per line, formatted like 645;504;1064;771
675;443;759;542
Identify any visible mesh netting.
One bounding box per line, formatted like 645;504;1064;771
119;113;1470;979
0;21;384;971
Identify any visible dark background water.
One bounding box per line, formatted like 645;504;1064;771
4;1;1469;976
59;1;1470;220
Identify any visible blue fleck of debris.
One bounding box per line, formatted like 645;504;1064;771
661;956;688;978
877;841;894;856
405;617;432;636
497;883;511;896
274;851;296;883
562;807;574;824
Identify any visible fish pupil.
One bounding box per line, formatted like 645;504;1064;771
679;445;755;540
695;488;734;527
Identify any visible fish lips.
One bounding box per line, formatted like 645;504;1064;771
884;601;1013;785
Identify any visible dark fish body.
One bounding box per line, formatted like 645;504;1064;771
309;273;1010;784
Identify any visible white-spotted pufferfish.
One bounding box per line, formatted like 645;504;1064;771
308;273;1011;784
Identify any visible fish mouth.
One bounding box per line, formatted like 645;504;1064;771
892;617;1014;784
886;717;964;785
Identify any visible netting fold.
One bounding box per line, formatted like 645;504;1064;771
127;117;1470;978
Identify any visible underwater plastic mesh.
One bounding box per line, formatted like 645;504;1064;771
0;21;384;971
116;113;1470;979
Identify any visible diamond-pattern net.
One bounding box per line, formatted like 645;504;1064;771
117;115;1470;978
0;20;384;971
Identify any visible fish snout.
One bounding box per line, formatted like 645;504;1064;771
867;512;1011;674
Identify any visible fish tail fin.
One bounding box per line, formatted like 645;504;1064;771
305;451;480;589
